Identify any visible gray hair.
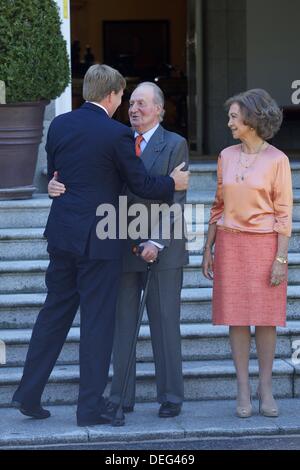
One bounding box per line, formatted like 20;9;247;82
135;82;166;122
83;64;126;102
225;89;283;140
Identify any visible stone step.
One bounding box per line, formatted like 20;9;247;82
0;358;297;407
1;253;300;294
1;285;300;329
0;188;299;229
188;162;220;191
1;399;300;448
189;161;300;191
1;321;300;367
1;222;300;261
0;228;48;260
0;195;51;229
0;260;48;294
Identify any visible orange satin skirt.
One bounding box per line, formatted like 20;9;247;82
212;227;287;326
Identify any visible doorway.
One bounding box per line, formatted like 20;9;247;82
69;0;202;151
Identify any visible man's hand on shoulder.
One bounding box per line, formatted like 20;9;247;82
170;162;189;191
48;171;66;197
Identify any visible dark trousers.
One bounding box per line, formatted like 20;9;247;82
12;246;121;422
110;268;184;407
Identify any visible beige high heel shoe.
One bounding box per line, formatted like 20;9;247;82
236;388;252;418
258;398;279;417
236;400;252;418
236;403;252;418
257;390;279;417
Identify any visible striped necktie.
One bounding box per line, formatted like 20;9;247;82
135;134;144;157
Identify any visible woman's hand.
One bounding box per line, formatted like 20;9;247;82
270;260;287;286
48;171;66;197
202;247;214;280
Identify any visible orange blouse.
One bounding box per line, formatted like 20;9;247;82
209;144;293;237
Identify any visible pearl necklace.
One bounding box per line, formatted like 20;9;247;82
235;141;265;183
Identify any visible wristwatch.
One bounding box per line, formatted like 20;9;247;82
275;256;288;264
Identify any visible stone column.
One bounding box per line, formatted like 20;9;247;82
204;0;247;154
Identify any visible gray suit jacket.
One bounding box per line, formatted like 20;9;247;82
122;125;189;272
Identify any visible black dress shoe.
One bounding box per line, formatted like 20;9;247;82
158;402;182;418
77;404;117;427
77;414;112;427
106;400;134;414
12;400;51;419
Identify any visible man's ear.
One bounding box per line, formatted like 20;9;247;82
108;91;116;103
104;92;112;106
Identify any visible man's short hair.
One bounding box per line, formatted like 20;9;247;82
83;64;126;102
135;82;166;122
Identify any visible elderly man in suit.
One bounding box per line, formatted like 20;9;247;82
12;67;188;427
108;82;189;418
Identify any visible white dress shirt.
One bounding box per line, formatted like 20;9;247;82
134;123;163;251
134;123;159;153
87;101;109;116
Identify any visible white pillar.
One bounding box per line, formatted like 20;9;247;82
54;0;72;116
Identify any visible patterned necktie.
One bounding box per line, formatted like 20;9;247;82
135;134;144;157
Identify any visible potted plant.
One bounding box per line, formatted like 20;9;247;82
0;0;70;199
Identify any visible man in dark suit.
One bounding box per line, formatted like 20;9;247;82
108;83;189;418
11;65;188;427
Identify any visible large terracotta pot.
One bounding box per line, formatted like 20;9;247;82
0;100;49;200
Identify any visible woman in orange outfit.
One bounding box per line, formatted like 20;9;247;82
202;89;293;418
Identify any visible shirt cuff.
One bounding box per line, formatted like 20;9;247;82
148;240;164;251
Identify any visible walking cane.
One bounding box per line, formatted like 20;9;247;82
112;245;157;426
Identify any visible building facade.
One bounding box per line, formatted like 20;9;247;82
34;0;300;191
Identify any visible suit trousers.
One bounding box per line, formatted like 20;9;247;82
12;246;121;422
110;268;184;407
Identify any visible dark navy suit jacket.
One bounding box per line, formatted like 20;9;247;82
44;102;174;260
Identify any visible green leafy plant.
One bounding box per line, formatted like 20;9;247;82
0;0;70;103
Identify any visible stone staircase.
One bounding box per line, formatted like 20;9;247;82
0;162;300;407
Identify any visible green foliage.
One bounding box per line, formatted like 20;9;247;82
0;0;70;103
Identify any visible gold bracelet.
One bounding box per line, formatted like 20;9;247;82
275;256;288;264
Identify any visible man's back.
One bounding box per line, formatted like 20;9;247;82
45;103;174;259
47;103;130;207
45;102;132;258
